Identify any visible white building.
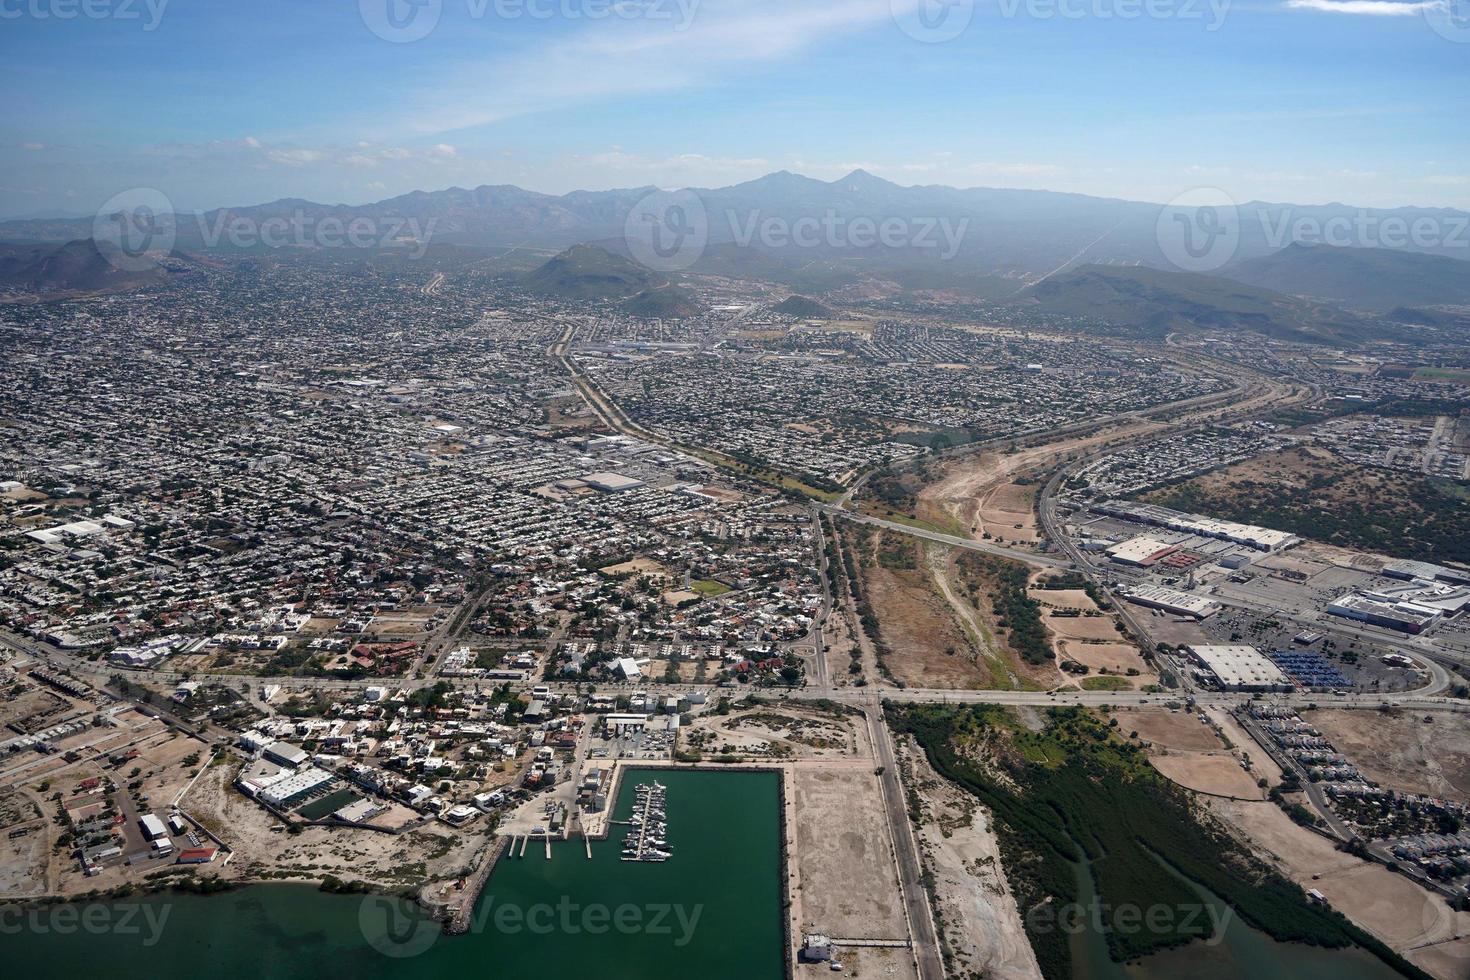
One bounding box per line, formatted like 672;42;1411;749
1186;645;1292;691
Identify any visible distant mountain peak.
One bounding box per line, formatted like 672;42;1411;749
833;168;899;191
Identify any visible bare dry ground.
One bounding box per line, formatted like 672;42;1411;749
1207;796;1470;980
793;767;908;941
183;762;482;894
0;789;47;898
681;704;865;761
1306;708;1470;804
861;538;997;690
898;734;1042;980
1033;581;1153;688
1119;708;1267;799
832;947;918;979
1120;708;1226;751
914;419;1168;547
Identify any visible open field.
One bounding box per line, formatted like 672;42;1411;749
0;789;47;898
1057;641;1149;675
859;532;995;689
681;704;866;761
1033;578;1153;686
1120;707;1226;751
1044;613;1125;641
793;767;909;941
1118;708;1267;799
1306;707;1470;804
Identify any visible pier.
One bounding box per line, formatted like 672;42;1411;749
620;780;671;862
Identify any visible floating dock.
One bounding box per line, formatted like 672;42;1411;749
620;781;671;863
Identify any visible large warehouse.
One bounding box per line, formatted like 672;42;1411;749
1186;645;1293;691
1119;585;1221;619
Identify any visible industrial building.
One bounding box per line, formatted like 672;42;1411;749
1186;645;1293;691
582;471;646;493
138;814;168;842
1382;560;1470;587
1106;535;1178;567
1119;585;1221;619
1093;500;1299;552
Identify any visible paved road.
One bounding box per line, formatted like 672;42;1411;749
821;507;1072;569
866;705;944;980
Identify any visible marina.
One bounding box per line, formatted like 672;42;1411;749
6;769;787;980
619;780;671;862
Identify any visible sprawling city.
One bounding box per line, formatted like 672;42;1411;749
3;3;1470;980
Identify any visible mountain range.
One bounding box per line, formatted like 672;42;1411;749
4;171;1467;285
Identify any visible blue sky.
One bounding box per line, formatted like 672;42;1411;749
1;0;1467;217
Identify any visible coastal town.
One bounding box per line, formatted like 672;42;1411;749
1;256;1469;980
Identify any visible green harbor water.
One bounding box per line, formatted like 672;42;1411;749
3;766;1417;980
5;768;786;980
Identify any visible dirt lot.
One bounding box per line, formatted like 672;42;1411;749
1119;708;1226;751
914;418;1171;548
681;704;866;762
1044;614;1124;642
898;735;1042;980
1058;641;1149;675
184;761;482;893
1306;708;1470;804
0;789;48;898
1035;584;1152;687
1208;796;1470;980
793;767;908;941
863;548;994;690
1119;708;1266;800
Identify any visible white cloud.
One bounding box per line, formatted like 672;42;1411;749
1285;0;1435;14
20;142;45;151
266;148;326;166
397;0;901;135
432;143;457;158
